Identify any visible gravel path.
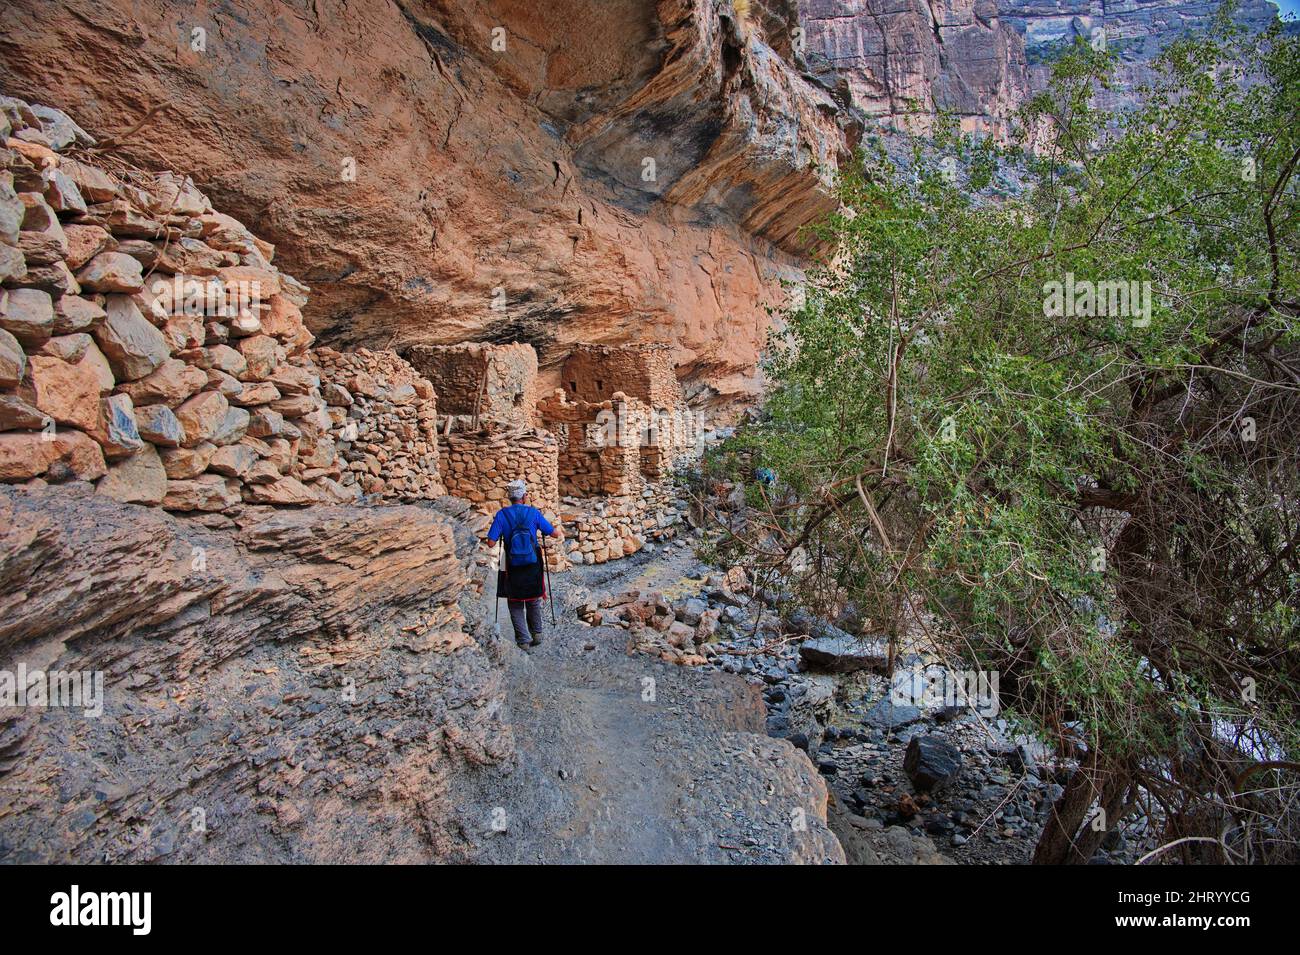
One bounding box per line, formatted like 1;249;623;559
463;543;844;864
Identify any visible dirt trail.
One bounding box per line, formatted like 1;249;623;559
463;545;844;864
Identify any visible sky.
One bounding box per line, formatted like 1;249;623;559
1272;0;1300;20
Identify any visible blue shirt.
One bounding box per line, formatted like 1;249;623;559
488;504;555;566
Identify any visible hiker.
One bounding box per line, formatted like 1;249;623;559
488;479;561;649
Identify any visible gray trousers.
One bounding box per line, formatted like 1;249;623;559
508;600;544;646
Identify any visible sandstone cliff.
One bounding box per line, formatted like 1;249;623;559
1;1;1287;415
0;0;853;414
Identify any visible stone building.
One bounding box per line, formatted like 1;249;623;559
403;342;561;530
404;341;536;430
535;344;702;564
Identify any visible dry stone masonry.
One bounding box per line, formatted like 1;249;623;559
0;95;350;512
405;341;537;430
540;344;703;564
313;346;444;501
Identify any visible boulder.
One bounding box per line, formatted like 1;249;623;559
93;295;169;381
0;170;22;246
0;429;106;482
62;223;113;270
903;736;963;792
0;327;26;388
677;597;707;626
159;442;215;479
237;334;278;380
242;476;318;505
199;344;247;378
204;367;244;399
134;404;186;448
76;251;145;293
16;192;66;265
15;260;82;297
174;391;230;447
114;358;205;406
76;340;116;394
270;364;316;395
45;169;86;215
36;333;92;363
0;244;26;284
863;698;924;731
52;295;107;334
88;393;144;459
229;381;280;406
161;473;241;512
0;393;48;430
247;407;284;437
153;236;228;276
96;443;166;505
209;406;250;447
269;394;319;418
208;443;258;478
798;633;890;674
59;158;118;203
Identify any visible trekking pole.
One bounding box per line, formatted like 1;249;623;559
494;539;502;626
541;532;556;624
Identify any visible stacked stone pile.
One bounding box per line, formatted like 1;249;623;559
560;479;689;564
313;346;444;501
0;96;349;511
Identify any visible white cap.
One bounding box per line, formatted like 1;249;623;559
506;479;527;501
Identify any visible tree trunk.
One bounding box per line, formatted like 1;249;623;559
1032;751;1130;864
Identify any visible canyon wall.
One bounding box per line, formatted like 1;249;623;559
801;0;1286;137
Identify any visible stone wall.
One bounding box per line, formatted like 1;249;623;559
560;480;689;565
561;343;680;409
313;346;444;501
404;342;537;429
0;96;350;512
441;427;560;519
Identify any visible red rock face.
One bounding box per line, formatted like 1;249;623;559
800;0;1285;137
0;0;852;417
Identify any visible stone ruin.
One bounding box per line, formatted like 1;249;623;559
312;346;444;501
540;343;703;564
405;341;536;431
0;93;698;567
401;340;703;565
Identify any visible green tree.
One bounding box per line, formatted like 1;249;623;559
721;14;1300;863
